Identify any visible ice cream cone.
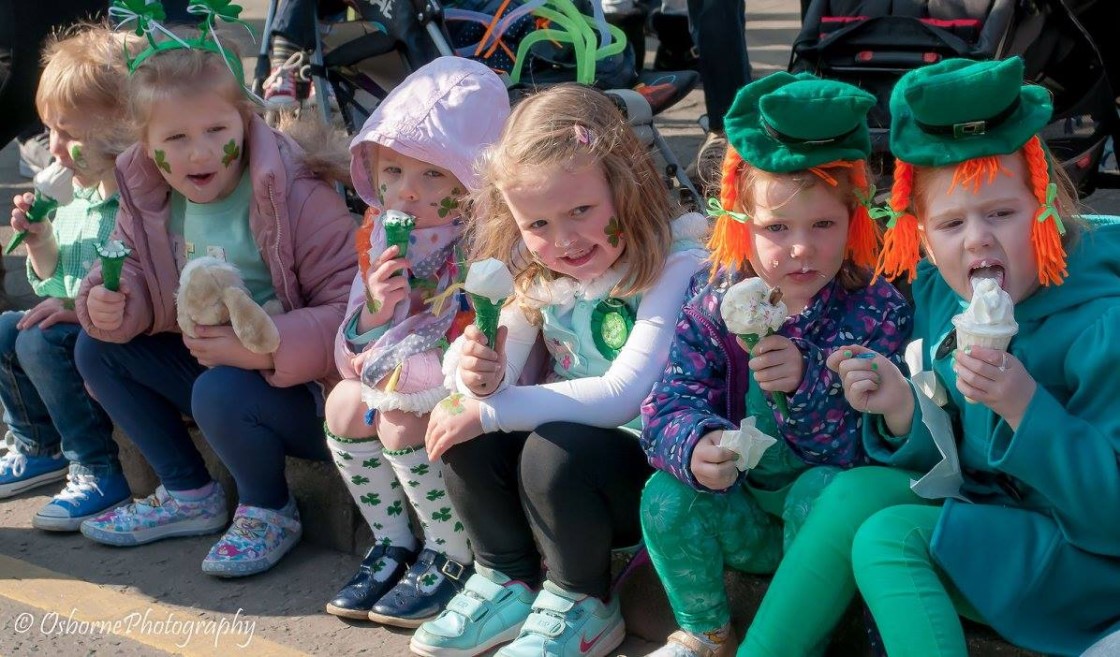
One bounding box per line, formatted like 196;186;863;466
952;278;1018;402
722;278;791;419
382;210;415;259
465;259;515;349
97;240;131;292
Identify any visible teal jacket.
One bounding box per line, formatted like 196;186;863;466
864;217;1120;656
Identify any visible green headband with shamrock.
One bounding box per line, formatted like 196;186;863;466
110;0;255;92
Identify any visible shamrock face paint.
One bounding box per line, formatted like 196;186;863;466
604;216;623;247
373;145;464;228
144;89;246;204
221;139;241;168
154;149;171;174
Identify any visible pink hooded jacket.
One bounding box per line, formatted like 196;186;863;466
77;114;357;389
334;56;510;380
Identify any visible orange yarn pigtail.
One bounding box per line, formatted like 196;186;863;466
844;160;881;270
1022;136;1069;286
356;207;378;280
874;160;922;283
706;147;753;278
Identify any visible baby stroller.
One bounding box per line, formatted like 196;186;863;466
791;0;1120;195
251;0;702;203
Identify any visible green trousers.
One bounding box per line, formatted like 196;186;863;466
852;504;982;657
740;466;935;657
640;466;840;635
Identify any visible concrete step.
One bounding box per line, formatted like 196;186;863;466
113;428;1042;656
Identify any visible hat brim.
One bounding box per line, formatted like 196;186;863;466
890;85;1052;166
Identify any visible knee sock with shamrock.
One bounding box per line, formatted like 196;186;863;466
327;426;417;581
383;446;472;593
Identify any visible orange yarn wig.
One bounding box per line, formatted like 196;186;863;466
707;147;882;275
875;136;1069;286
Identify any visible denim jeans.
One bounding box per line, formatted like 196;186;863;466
75;332;329;509
0;311;117;476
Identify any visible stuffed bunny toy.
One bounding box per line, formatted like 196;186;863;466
176;257;282;354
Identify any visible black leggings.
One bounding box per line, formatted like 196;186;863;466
441;422;652;599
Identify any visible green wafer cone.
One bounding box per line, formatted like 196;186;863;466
469;294;503;348
464;258;515;352
382;210;415;259
97;240;131;292
738;333;790;419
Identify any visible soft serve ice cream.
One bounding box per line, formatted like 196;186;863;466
952;277;1018;351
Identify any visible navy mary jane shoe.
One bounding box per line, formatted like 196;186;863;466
325;544;417;619
367;548;472;628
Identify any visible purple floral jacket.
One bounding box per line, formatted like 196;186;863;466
640;268;913;491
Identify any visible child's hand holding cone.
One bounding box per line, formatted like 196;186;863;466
462;259;514;396
721;278;792;418
459;324;507;396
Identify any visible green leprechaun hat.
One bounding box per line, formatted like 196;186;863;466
724;72;876;173
710;73;880;275
877;57;1068;286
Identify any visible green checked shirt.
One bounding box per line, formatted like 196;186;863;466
26;185;119;300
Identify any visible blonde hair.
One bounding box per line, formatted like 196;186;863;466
877;138;1082;285
35;23;142;182
708;147;881;290
127;27;254;140
469;84;678;323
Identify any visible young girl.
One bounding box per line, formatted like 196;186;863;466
0;25;138;530
638;74;913;657
323;56;510;627
409;84;708;657
828;57;1120;656
73;9;356;577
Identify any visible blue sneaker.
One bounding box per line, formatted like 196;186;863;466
409;566;536;657
0;451;67;499
32;471;131;532
495;581;625;657
80;482;228;544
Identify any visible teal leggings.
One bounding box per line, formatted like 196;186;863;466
852;504;982;657
640;467;840;635
740;467;934;657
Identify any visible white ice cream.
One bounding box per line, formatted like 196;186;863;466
952;277;1018;339
33;161;74;205
465;258;515;303
721;278;788;336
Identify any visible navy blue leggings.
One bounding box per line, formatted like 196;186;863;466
75;332;329;509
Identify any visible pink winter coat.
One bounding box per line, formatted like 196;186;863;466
77;114;357;389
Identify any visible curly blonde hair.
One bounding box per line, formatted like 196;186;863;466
469;84;679;323
35;23;142;182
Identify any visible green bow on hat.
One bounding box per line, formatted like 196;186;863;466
889;57;1052;166
724;72;876;173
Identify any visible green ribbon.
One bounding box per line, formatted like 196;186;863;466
880;204;906;229
856;184;899;225
705;197;752;224
1036;182;1067;236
